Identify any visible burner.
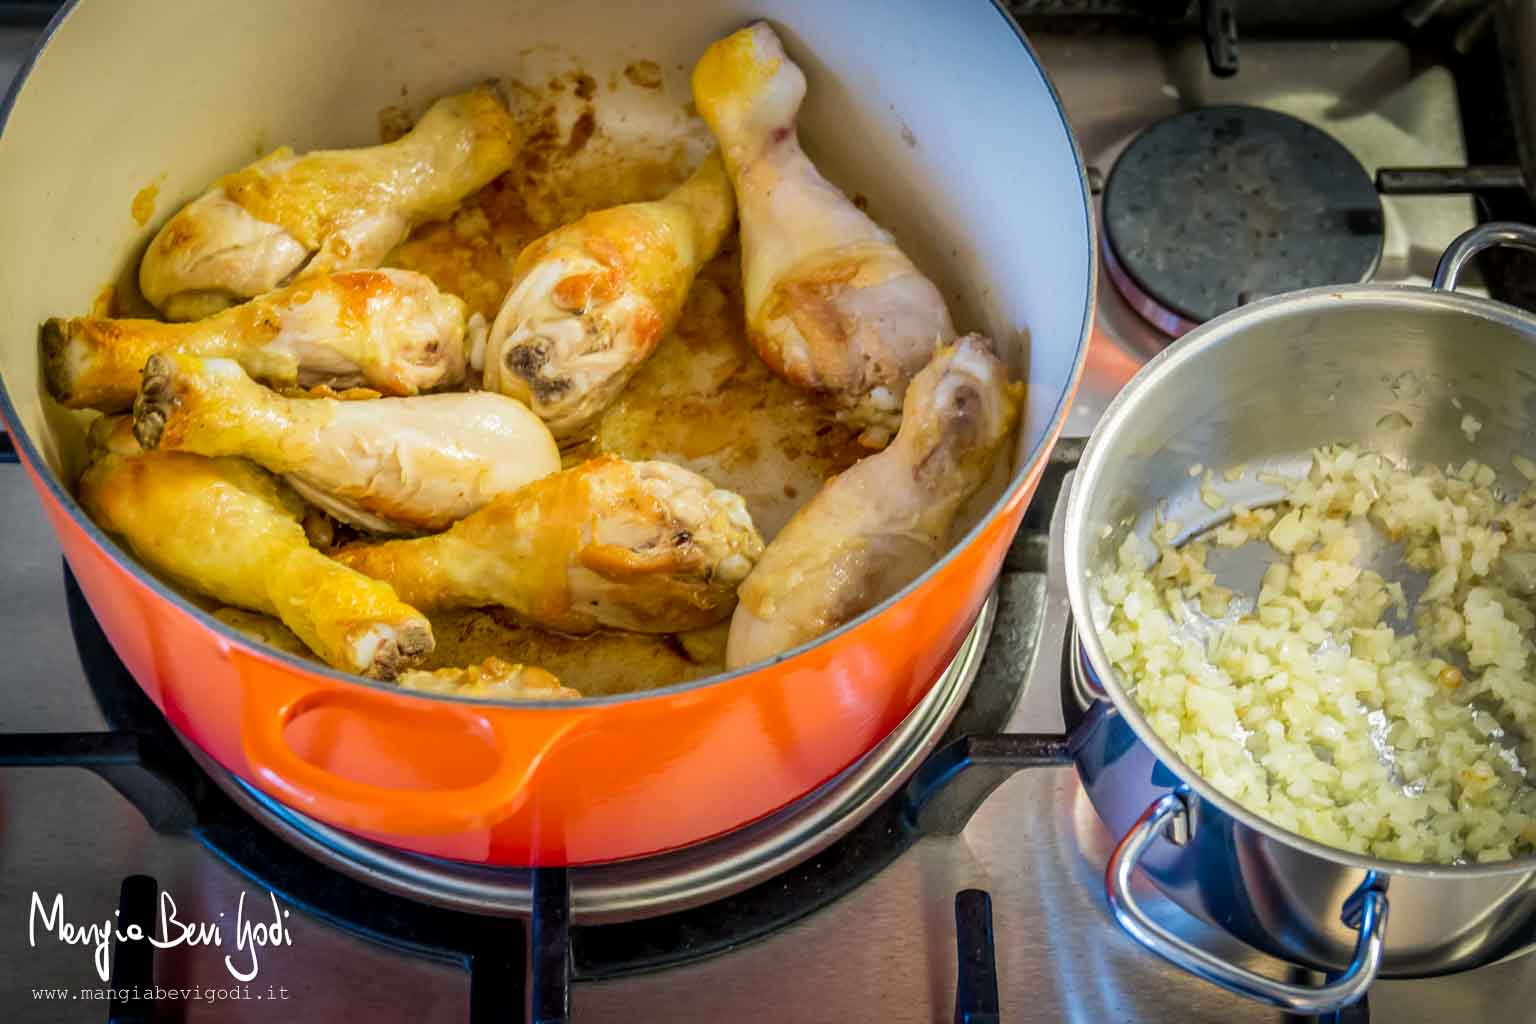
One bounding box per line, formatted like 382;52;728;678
1102;105;1384;336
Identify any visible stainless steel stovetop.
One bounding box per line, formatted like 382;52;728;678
4;23;1535;1024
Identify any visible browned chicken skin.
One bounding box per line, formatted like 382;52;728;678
42;269;469;412
79;449;433;678
132;353;560;535
140;85;521;321
335;455;763;634
482;152;736;440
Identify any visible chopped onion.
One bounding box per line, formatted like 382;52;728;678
1097;445;1536;864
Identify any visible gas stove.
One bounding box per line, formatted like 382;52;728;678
6;9;1536;1024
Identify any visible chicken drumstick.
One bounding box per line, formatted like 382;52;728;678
481;152;735;441
692;23;956;447
335;455;763;634
726;335;1021;668
132;353;560;535
43;269;469;412
79;449;432;678
140;84;520;321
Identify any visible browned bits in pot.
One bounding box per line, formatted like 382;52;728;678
623;60;664;90
566;110;596;155
130;182;159;226
377;104;415;143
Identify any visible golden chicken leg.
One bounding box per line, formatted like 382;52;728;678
335;455;764;633
398;657;579;700
43;269;469;412
726;336;1021;669
79;450;433;678
481;152;736;440
140;84;521;321
692;24;956;447
132;353;560;535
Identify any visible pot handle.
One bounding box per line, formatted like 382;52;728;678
1433;222;1536;291
240;667;584;836
1105;791;1389;1015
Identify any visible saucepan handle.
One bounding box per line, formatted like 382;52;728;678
1432;222;1536;292
240;665;583;836
1105;791;1389;1015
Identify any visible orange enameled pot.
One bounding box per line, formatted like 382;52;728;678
0;0;1092;865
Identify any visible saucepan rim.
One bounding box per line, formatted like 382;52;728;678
0;0;1096;710
1065;281;1536;880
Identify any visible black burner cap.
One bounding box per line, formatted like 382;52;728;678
1102;105;1384;331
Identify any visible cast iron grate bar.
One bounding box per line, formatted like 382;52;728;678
530;869;571;1023
902;735;1074;836
1376;165;1527;194
0;731;199;832
1199;0;1239;77
953;889;1000;1024
107;874;158;1024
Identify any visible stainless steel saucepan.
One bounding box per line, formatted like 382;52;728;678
1063;222;1536;1013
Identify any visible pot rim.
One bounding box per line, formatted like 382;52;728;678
1066;281;1536;880
0;0;1096;710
